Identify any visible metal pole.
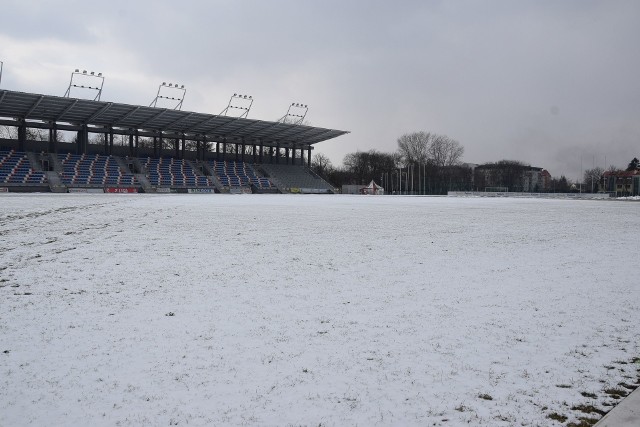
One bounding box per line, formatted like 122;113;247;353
0;61;3;87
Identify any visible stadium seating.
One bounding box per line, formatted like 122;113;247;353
259;164;333;192
57;153;138;187
140;157;213;187
0;150;48;185
209;160;275;189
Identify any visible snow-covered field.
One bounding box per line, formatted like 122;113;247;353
1;194;638;426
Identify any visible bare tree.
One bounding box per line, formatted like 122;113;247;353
428;134;464;167
343;150;395;185
311;153;333;177
397;131;431;165
583;167;604;193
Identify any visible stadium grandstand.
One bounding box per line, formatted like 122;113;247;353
0;87;348;194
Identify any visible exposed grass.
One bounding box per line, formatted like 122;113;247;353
604;388;628;399
566;417;600;427
570;404;606;416
543;357;640;426
547;413;567;422
580;391;597;399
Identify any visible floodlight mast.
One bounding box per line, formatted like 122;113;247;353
220;93;253;118
64;69;105;101
149;82;187;110
278;103;309;124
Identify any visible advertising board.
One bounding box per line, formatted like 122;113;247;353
187;188;214;194
105;187;138;193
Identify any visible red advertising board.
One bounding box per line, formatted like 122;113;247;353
105;187;138;193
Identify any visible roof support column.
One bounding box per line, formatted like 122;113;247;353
129;133;134;157
196;139;201;161
153;136;158;158
103;130;108;155
202;137;208;161
158;133;163;157
307;146;311;167
134;131;139;157
77;125;88;155
174;138;179;159
49;123;58;154
222;140;227;162
291;145;296;166
241;139;245;163
17;120;26;152
259;142;264;163
252;143;257;164
276;143;280;164
181;134;186;159
109;129;114;155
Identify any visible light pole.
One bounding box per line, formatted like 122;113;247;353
150;82;186;110
220;93;253;118
64;69;105;100
0;60;3;87
278;103;308;124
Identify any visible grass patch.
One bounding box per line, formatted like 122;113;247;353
604;388;628;399
547;413;567;422
567;417;600;427
618;382;636;390
556;384;572;388
570;404;606;416
478;393;493;400
580;391;597;399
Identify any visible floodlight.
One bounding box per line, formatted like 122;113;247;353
90;71;94;75
82;70;87;74
97;73;102;77
75;69;79;72
181;85;184;88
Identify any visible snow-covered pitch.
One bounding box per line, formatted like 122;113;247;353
1;194;638;426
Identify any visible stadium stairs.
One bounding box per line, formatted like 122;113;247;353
198;161;226;193
121;157;153;193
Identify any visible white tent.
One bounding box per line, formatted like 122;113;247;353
360;180;384;195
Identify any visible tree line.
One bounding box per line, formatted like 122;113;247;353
311;131;639;194
312;131;470;194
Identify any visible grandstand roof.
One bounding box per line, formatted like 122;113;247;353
0;89;349;146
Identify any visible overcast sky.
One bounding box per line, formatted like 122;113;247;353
1;0;638;178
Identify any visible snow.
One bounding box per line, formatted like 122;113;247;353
1;194;638;426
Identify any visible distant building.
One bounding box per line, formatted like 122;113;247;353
602;170;640;196
474;162;550;192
